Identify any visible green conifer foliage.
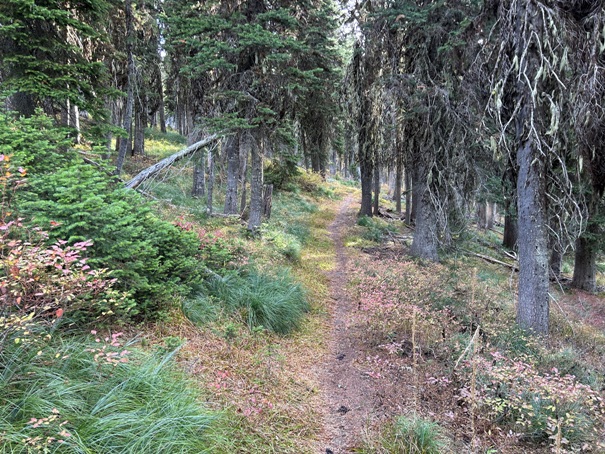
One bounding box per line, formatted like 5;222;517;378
0;0;111;118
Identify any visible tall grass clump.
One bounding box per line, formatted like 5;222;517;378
0;330;222;453
361;414;449;454
187;268;308;335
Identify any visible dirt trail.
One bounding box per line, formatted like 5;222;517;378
319;194;376;453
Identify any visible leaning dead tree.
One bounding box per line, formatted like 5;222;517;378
125;133;222;189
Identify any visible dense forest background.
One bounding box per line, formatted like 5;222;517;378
1;0;605;452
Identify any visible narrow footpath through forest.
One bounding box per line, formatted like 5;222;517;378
319;194;379;453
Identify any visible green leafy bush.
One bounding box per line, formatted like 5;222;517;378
0;330;222;453
187;268;308;335
264;154;300;190
471;351;605;450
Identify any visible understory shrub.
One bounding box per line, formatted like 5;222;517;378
0;329;222;453
265;230;302;261
16;162;202;317
1;111;203;319
186;268;308;335
465;351;605;450
0;156;134;333
357;215;397;242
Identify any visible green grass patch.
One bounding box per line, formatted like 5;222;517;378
360;414;450;454
0;329;223;453
145;128;187;159
186;268;309;335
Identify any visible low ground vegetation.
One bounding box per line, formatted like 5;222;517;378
352;203;605;453
2;124;604;452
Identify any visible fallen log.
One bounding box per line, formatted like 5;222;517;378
125;133;222;189
464;249;519;271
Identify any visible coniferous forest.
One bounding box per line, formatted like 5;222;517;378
1;0;605;452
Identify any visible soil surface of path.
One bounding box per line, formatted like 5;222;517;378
319;194;377;453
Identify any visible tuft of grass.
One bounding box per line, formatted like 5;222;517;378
0;330;223;453
187;268;309;335
361;414;450;454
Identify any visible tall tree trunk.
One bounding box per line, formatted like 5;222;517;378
477;201;487;229
549;245;562;281
70;103;81;144
572;233;597;292
133;99;145;156
411;167;421;224
516;139;549;334
207;149;215;215
224;134;240;214
192;152;206;197
359;159;373;216
503;213;518;249
572;198;599;292
405;166;412;224
373;164;380;215
155;62;167;134
394;153;402;214
239;137;249;213
115;0;134;175
410;169;438;261
514;0;549;334
486;202;495;230
248;133;263;232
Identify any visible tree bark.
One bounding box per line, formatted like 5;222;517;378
572;233;597;292
248;133;263;232
156;62;167;134
192;152;206;197
516;139;549;334
359;159;373;216
477;201;487;229
207;149;215;215
572;197;599;292
486;202;495;230
394;153;402;214
410;171;438;261
224;134;240;214
133;99;145;156
405;167;412;224
115;0;135;175
262;184;273;219
239;137;249;213
373;164;380;216
411;167;421;224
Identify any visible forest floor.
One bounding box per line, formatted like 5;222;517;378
133;137;604;453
